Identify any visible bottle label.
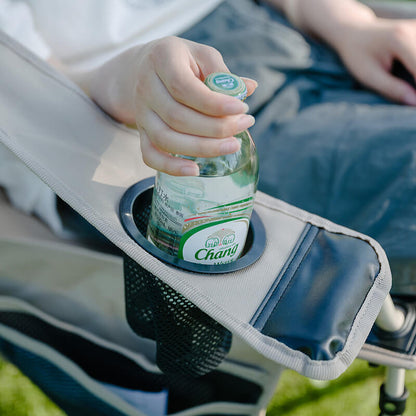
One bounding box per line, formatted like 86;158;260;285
178;217;249;265
148;174;255;262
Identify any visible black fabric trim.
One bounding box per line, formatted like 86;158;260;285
251;226;380;361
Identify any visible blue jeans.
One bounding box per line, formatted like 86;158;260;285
182;0;416;294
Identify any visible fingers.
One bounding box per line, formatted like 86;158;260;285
136;71;250;176
153;38;250;117
158;68;249;117
138;106;242;157
139;128;200;176
365;20;416;105
189;40;229;76
185;41;258;99
362;60;416;105
135;36;258;175
142;73;254;138
388;23;416;104
344;21;416;106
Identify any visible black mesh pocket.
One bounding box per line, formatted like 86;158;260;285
124;257;232;378
123;191;232;378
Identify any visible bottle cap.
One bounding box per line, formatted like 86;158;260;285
204;72;247;101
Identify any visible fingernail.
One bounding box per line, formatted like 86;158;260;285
242;77;258;89
220;139;240;154
180;165;199;176
237;115;255;131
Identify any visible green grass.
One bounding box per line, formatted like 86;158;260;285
269;360;416;416
0;358;65;416
1;356;415;415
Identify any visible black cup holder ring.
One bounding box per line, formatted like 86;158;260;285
119;176;266;274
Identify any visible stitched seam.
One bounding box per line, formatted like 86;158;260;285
264;227;319;324
251;224;319;329
272;228;318;309
250;223;311;327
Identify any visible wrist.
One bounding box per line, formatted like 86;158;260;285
89;48;139;125
322;2;377;52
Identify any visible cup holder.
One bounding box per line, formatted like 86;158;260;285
119;176;266;274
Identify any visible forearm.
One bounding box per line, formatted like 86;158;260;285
263;0;376;50
57;46;142;125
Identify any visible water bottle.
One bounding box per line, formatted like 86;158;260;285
147;72;258;265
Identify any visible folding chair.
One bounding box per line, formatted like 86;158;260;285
0;9;414;415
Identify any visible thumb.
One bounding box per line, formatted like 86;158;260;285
241;77;258;97
190;42;258;97
191;42;230;79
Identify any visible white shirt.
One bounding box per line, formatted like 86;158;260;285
0;0;223;232
1;0;223;68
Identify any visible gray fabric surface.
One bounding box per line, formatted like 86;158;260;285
181;0;416;294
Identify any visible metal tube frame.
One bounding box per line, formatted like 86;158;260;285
376;296;409;416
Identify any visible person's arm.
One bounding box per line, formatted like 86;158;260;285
64;37;257;176
264;0;416;106
263;0;375;47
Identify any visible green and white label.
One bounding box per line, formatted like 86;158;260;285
178;218;249;265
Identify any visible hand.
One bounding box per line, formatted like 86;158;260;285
87;36;257;176
268;0;416;106
332;17;416;106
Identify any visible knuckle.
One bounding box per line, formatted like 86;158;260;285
140;144;153;168
204;94;223;115
212;124;227;138
135;77;146;96
167;74;188;101
164;109;185;129
212;120;233;138
208;45;222;58
202;44;223;62
392;22;412;43
178;137;208;157
160;158;176;176
141;154;153;169
151;127;170;149
148;36;175;64
192;139;207;156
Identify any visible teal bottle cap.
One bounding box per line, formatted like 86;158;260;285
204;72;247;101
